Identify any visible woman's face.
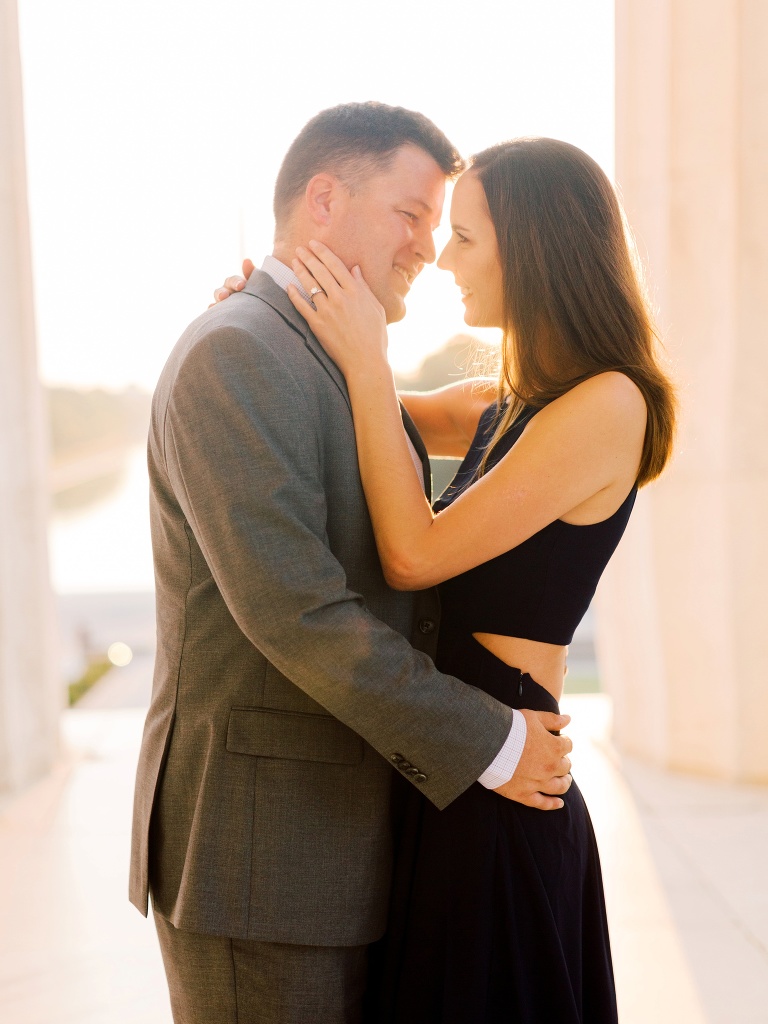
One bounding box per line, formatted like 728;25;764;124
437;171;504;329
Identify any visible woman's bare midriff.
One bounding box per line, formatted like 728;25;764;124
472;633;567;702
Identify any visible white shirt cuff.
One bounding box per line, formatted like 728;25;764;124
477;709;527;789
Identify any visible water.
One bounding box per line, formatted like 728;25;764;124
49;446;154;594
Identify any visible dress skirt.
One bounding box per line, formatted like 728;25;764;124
368;637;618;1024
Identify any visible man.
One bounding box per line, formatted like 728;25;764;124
130;102;572;1024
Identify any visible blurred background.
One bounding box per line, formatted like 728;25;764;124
29;0;616;703
2;1;767;1022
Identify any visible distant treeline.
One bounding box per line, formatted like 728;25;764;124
47;385;152;462
46;335;495;465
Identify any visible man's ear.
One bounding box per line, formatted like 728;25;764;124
304;173;347;228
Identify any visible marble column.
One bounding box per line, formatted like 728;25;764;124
0;0;60;794
598;0;768;781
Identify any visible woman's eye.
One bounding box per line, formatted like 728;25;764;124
455;232;468;244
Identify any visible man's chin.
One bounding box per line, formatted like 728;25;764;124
383;296;407;325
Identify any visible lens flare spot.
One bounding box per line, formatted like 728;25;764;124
107;642;133;667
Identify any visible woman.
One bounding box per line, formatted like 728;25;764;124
216;138;675;1022
281;138;675;1023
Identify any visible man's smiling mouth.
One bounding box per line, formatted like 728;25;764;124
394;264;416;286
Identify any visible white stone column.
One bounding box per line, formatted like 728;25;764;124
598;0;768;781
0;0;60;794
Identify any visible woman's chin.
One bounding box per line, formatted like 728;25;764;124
462;305;499;329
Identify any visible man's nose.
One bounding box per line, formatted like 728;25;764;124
414;224;437;265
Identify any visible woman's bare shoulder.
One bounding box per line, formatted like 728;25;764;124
543;371;647;430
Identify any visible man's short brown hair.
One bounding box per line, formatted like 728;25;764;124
273;101;464;227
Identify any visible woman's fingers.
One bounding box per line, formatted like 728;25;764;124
291;257;330;301
211;275;246;306
286;282;317;318
307;239;355;285
294;246;341;297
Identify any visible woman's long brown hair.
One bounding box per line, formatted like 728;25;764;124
472;138;676;486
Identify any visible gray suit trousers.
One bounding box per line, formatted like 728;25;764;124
154;912;368;1024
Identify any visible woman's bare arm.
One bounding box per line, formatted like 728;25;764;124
399;379;496;457
286;241;646;591
344;369;645;590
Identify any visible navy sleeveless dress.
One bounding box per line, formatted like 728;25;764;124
369;404;635;1024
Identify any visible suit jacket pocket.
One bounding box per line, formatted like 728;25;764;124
226;707;364;766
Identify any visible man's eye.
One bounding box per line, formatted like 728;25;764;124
399;210;418;221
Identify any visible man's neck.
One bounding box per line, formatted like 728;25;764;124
271;246;294;269
273;227;326;268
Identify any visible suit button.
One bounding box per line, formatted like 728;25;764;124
405;767;420;777
419;619;436;634
413;773;427;783
398;761;412;771
390;753;404;764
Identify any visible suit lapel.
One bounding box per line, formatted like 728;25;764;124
304;333;353;414
242;270;352;413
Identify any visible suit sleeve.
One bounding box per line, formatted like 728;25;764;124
162;325;513;809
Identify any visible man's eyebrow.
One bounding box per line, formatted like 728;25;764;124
403;197;434;213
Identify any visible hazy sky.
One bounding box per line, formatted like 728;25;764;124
18;0;614;390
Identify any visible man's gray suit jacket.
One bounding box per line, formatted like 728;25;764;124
129;270;513;946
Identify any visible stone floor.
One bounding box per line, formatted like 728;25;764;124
1;693;767;1023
